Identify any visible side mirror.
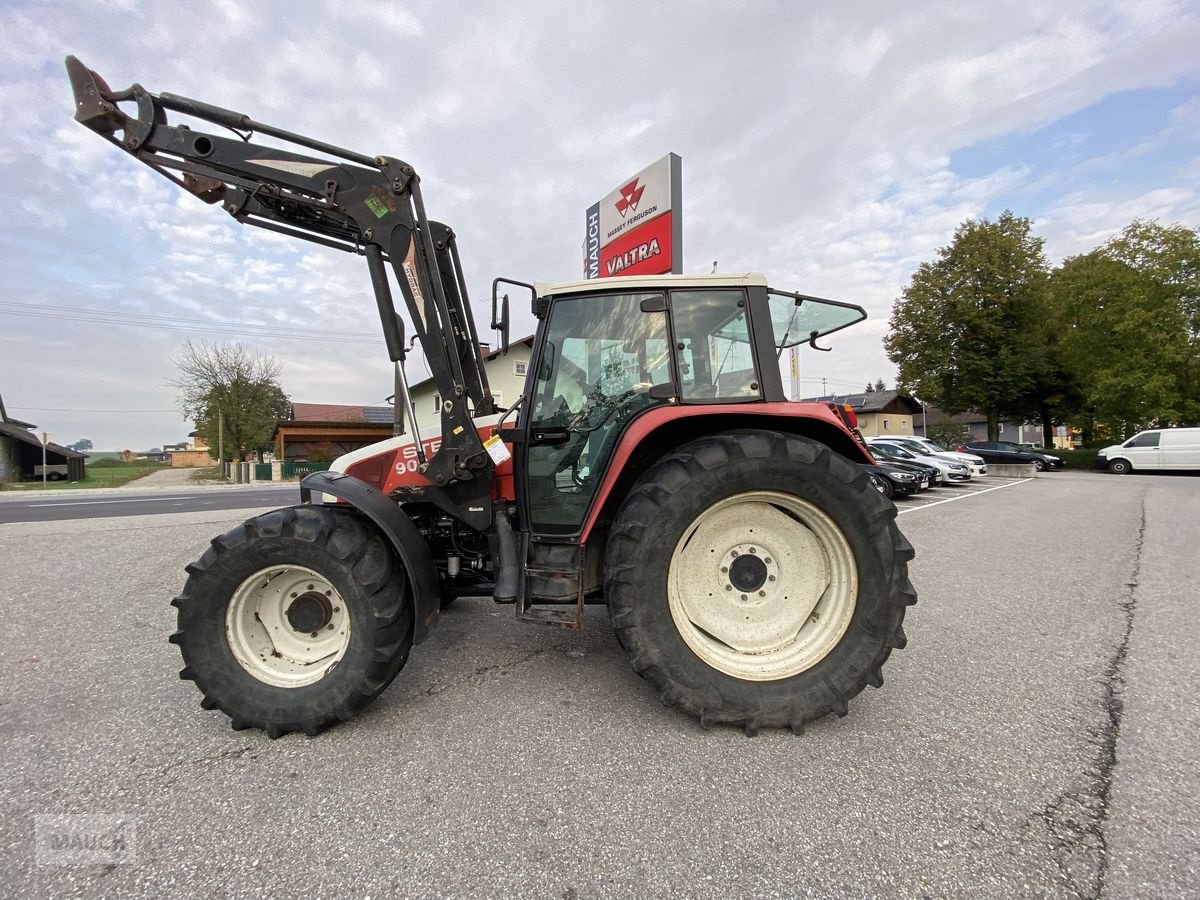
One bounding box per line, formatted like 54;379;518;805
490;291;510;355
492;277;536;349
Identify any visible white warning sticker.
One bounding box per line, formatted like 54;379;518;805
483;434;511;465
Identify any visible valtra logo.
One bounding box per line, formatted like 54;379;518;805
614;179;645;218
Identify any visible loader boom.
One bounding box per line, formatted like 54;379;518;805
66;55;498;524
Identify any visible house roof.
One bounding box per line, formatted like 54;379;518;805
0;422;88;458
289;403;394;423
801;390;921;415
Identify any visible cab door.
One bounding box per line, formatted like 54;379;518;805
520;290;674;536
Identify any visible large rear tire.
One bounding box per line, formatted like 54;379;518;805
604;431;915;734
171;506;414;737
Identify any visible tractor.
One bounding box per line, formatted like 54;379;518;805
66;56;915;738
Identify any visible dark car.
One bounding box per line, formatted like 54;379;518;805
961;441;1064;471
859;463;922;499
866;442;945;485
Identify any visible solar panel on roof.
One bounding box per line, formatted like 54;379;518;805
362;407;394;423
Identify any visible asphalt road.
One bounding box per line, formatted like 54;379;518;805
0;484;299;523
1;471;1196;898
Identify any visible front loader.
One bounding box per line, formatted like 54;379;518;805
67;57;916;737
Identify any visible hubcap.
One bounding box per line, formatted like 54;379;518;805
667;491;858;682
225;565;351;688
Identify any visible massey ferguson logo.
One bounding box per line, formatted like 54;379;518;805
614;179;645;218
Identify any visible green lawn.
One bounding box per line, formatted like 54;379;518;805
0;463;166;491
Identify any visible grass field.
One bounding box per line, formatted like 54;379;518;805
0;462;167;491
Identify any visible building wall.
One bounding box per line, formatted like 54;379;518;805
0;435;19;483
169;449;216;467
408;344;532;437
857;413;914;437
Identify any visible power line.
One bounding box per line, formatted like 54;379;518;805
9;406;179;413
0;303;385;346
0;300;380;337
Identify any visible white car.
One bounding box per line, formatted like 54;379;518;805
873;436;988;477
866;438;972;482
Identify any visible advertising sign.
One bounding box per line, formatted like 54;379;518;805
584;153;682;278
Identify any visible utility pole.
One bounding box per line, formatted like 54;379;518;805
217;407;224;467
821;377;827;396
39;431;51;487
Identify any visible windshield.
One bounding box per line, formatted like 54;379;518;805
766;290;866;350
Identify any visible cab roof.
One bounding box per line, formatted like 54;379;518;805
536;272;768;297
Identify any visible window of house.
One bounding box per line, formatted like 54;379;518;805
514;361;527;377
883;418;890;430
432;393;441;414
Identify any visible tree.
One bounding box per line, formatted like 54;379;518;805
171;341;291;461
885;211;1049;440
1048;221;1199;436
67;438;93;452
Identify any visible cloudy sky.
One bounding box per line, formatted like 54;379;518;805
1;1;1198;450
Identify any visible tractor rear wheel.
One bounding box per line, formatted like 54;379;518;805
171;506;414;737
604;431;915;734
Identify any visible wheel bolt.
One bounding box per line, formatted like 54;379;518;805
768;575;776;582
749;547;756;554
720;566;728;573
765;557;772;564
725;585;732;592
290;592;297;598
730;550;738;557
333;607;341;613
759;590;766;597
741;594;748;601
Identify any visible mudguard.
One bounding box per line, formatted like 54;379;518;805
300;470;441;644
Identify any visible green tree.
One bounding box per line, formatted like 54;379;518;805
171;341;291;461
67;438;93;452
885;211;1049;439
1048;221;1199;436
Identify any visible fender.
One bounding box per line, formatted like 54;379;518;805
300;470;441;644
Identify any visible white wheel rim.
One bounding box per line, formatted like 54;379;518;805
225;565;351;688
667;491;858;682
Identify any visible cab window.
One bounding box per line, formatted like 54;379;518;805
1125;432;1161;448
670;289;758;400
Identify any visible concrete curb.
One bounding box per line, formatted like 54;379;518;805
0;481;299;502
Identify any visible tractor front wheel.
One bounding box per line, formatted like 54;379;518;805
604;431;915;734
172;506;414;737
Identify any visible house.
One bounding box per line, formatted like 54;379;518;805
407;337;534;438
915;405;1069;447
0;393;87;483
272;402;397;461
802;390;923;438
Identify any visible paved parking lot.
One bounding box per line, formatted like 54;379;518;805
1;470;1197;897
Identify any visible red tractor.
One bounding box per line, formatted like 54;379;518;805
67;57;915;737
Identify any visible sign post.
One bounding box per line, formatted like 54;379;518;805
39;432;51;487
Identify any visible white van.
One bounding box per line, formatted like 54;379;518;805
1096;428;1200;473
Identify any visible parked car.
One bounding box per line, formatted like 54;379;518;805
962;441;1063;471
867;438;971;482
1094;427;1200;474
859;462;922;499
862;443;943;486
874;436;988;476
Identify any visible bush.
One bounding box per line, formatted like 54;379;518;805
1047;448;1099;470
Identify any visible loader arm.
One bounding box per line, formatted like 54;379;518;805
66;55;497;523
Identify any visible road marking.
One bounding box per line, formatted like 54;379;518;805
28;496;194;508
897;478;1032;514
